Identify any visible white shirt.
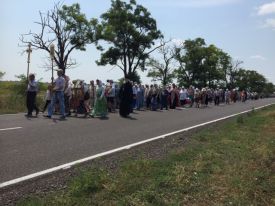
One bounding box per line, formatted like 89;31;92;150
132;86;137;95
64;84;72;97
27;80;38;92
45;90;51;100
179;89;187;100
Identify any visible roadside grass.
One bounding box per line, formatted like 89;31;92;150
0;94;44;114
0;81;16;95
18;106;275;206
0;81;46;114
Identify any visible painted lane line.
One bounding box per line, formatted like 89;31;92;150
0;127;22;131
0;103;274;188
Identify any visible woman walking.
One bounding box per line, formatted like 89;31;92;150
119;79;133;117
90;80;108;118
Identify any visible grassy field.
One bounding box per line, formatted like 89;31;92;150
18;106;275;206
0;81;47;114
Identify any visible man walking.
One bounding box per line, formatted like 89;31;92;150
45;70;66;119
25;73;39;117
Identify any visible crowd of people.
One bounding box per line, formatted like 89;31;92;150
25;70;260;119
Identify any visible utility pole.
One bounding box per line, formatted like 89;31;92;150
26;42;32;78
50;44;55;85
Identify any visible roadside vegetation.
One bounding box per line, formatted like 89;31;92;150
0;77;47;114
18;106;275;205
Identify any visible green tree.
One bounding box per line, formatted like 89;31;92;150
235;69;267;93
262;82;275;97
175;38;206;87
96;0;162;80
118;70;141;85
146;41;176;86
203;45;225;87
175;38;240;89
20;2;98;74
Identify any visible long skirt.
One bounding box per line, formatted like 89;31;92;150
91;97;107;117
119;99;132;117
151;96;158;111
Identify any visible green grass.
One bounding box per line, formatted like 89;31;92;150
18;106;275;206
0;81;16;95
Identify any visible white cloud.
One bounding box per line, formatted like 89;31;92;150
250;55;266;61
150;0;241;8
257;1;275;16
263;18;275;29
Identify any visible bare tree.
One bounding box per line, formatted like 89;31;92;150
146;40;176;86
227;59;243;89
20;2;98;75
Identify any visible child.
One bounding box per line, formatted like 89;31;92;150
42;85;52;113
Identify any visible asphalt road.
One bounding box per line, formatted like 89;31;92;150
1;98;275;184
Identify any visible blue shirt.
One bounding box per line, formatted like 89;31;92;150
54;76;65;91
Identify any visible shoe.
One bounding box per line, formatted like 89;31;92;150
43;115;51;119
36;110;39;116
60;116;66;120
25;114;32;117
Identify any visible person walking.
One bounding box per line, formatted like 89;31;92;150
136;84;144;110
89;80;96;109
119;79;133;117
179;87;188;106
42;85;52;113
132;83;138;111
90;80;108;118
225;89;230;104
214;89;220;106
44;70;66;119
63;74;71;116
144;85;150;109
170;84;177;109
160;86;169;110
106;80;116;112
25;73;39;117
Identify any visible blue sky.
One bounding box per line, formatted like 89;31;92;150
1;0;275;84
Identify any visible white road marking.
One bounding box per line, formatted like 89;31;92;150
0;127;22;131
0;103;274;188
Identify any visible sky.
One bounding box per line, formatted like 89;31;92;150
1;0;275;84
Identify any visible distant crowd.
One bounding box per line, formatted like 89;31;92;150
25;70;260;119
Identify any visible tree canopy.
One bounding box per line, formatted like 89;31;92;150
96;0;162;80
18;1;274;95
